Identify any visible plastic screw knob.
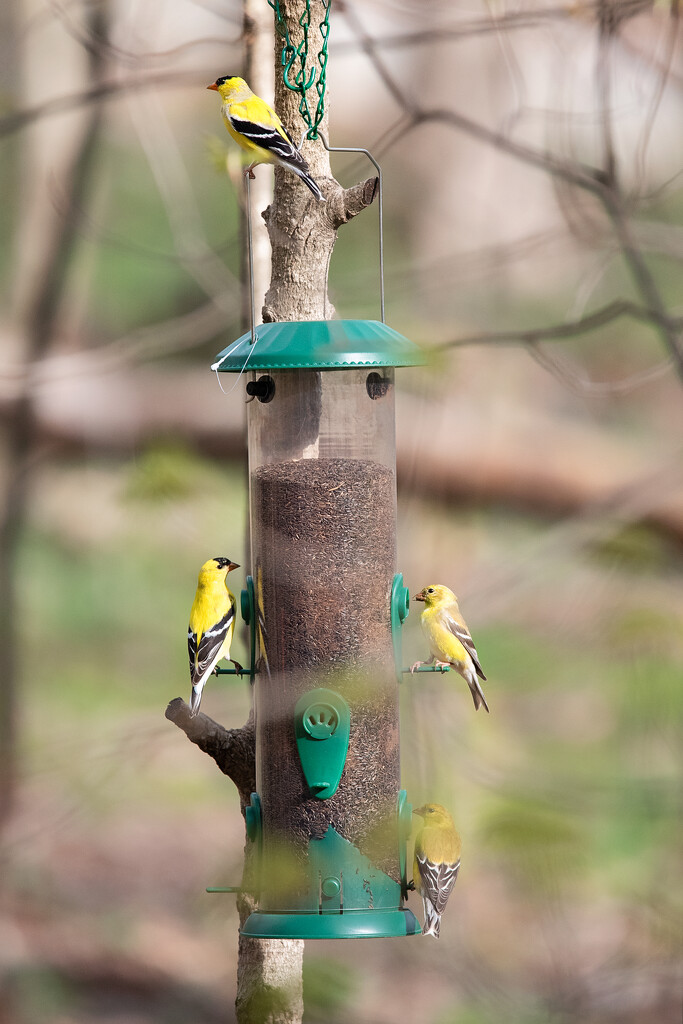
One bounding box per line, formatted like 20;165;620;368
303;703;338;740
321;876;341;899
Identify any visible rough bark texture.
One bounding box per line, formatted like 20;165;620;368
165;699;256;803
262;163;378;322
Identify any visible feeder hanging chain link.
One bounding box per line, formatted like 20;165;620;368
267;0;331;140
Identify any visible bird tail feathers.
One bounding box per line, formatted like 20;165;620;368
422;898;441;938
468;676;490;713
285;160;325;201
189;684;203;717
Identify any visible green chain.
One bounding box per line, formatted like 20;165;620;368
267;0;331;140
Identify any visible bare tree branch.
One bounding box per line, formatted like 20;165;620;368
335;0;654;52
340;6;683;383
0;72;199;139
632;1;682;189
165;699;255;803
597;0;618;190
437;299;683;350
600;188;683;378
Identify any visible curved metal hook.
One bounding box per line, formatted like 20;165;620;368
319;134;385;323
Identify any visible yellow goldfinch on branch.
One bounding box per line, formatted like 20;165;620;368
413;803;462;939
207;75;325;201
188;557;241;717
411;584;489;713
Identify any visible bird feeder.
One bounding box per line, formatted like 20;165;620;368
212;319;424;938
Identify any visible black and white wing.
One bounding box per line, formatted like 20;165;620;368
227;108;324;200
228;112;300;162
443;609;486;680
188;605;235;688
416;852;461;916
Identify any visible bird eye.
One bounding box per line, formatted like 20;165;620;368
427;587;435;594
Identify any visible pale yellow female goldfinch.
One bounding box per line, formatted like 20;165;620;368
207;75;325;201
188;557;241;716
411;584;489;712
413;803;462;939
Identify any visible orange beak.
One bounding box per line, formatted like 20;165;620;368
207;82;219;91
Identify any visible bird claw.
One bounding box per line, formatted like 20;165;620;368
410;661;423;674
243;166;256;180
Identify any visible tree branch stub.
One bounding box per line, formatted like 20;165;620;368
164;698;255;804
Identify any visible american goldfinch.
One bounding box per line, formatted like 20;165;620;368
410;584;489;713
207;75;325;202
413;803;462;939
188;557;241;716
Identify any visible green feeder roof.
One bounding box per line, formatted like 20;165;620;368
211;319;425;372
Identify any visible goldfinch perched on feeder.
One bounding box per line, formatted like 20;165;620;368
413;803;462;939
411;584;489;713
188;557;241;716
207;75;325;201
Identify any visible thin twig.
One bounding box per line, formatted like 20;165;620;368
436;300;683;350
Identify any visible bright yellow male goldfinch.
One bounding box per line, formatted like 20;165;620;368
188;557;241;717
207;75;325;201
413;803;462;939
411;584;489;713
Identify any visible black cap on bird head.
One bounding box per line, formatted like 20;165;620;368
207;75;239;90
212;556;240;571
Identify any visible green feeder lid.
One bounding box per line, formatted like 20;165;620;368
211;320;425;372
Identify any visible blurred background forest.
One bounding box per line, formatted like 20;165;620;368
0;0;682;1022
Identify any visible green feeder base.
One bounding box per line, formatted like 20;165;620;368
240;908;421;940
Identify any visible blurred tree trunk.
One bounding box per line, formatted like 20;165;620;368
0;0;20;837
242;0;274;327
0;0;108;833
